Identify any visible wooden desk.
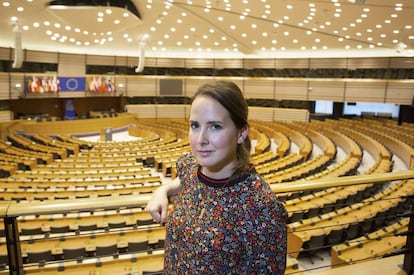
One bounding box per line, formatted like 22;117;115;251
0;226;166;258
331;219;409;266
312;255;406;275
288;179;414;258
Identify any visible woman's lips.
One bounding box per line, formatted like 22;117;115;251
198;150;212;157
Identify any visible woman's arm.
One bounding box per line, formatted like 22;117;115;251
240;196;287;274
146;177;181;224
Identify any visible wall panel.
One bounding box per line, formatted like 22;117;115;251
244;59;275;69
347;57;389;69
184;78;210;97
274;108;309;122
275;80;307;100
157;58;186;68
386;82;414;105
249;107;274;121
59;53;85;64
389;57;414;68
244;79;274;99
86;55;115;65
10;73;24;99
308;80;344;101
115;56;128;66
26;50;58;63
115;76;127;95
127;56;141;67
186;58;214;68
126;104;156;118
157;105;187;118
214;59;244;68
142;57;157;67
276;58;309;69
309;58;347;69
58;53;86;76
0;74;10;100
345;81;387;103
125;77;157;96
0;47;10;60
0;110;13;121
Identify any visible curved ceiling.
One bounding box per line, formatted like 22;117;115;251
1;0;414;59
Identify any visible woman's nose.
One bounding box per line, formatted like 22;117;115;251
197;128;209;144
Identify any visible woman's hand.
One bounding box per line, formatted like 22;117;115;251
146;177;181;225
146;185;170;225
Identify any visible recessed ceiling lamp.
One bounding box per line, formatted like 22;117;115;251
46;0;141;19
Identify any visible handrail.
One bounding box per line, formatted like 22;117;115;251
0;170;413;219
1;194;151;218
271;170;414;193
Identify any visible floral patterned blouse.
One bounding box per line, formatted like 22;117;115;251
164;153;287;274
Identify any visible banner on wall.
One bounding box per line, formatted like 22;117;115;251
25;75;59;93
59;77;86;92
87;76;116;93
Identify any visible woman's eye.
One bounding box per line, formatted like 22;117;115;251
210;124;222;130
190;122;199;129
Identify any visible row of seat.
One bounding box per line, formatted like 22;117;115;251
7;134;69;160
264;154;335;183
0;182;159;202
1;248;303;275
1;224;166;263
255;121;312;159
0;174;161;190
249;127;271;154
257;153;304;176
288;122;337;158
0;140;52;167
331;218;409;266
287;179;414;258
1;206;155;235
0;250;165;275
355;121;414;169
250;120;291;157
31;135;80;155
250;150;280;166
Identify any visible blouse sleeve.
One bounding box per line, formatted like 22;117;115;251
239;186;287;274
176;153;197;186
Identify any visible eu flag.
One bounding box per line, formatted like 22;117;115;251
59;77;86;92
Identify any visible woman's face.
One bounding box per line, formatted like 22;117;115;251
189;95;246;179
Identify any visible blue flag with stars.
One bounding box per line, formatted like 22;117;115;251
59;77;86;92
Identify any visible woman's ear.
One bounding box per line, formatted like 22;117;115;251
237;125;249;144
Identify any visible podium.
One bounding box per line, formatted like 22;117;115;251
100;128;112;141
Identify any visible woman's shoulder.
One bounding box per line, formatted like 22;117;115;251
245;174;286;209
176;152;196;167
176;152;198;178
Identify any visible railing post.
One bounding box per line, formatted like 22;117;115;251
403;214;414;275
4;217;23;275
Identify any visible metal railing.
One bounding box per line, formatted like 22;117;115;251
1;170;414;275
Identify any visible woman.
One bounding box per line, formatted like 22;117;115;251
146;80;287;274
